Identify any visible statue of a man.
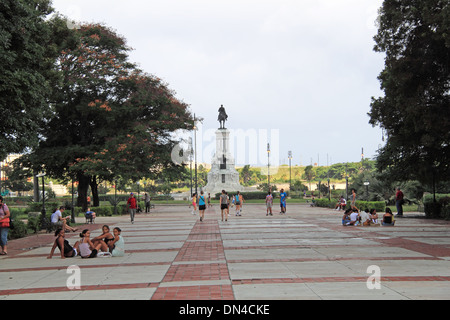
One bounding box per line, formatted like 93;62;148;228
218;105;228;129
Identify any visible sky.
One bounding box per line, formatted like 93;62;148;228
51;0;386;168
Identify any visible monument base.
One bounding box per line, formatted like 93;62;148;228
204;128;243;196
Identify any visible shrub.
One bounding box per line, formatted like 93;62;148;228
8;220;28;240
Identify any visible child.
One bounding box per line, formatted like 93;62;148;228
77;229;103;258
110;227;125;257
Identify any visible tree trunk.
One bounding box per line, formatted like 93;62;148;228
77;173;91;211
90;175;100;207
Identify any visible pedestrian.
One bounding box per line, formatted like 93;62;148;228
198;191;206;221
279;188;287;214
350;188;358;211
207;193;212;208
238;192;245;213
127;193;137;224
0;196;10;255
266;191;273;216
191;193;197;215
395;187;404;217
234;191;242;216
220;190;229;222
144;193;151;213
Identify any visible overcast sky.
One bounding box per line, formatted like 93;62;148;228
52;0;386;167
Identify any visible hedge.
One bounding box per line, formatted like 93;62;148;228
314;198;386;212
214;191;279;200
424;194;450;220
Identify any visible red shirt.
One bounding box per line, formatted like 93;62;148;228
396;190;404;201
127;197;137;209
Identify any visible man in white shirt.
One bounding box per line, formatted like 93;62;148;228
51;207;77;232
349;210;360;226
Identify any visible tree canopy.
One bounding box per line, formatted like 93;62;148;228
0;0;56;160
369;0;450;192
12;16;193;208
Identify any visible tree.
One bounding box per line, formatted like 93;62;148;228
369;0;450;199
0;0;56;160
21;22;193;209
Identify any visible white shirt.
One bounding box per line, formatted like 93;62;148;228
51;210;62;223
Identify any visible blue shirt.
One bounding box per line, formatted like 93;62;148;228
280;192;287;203
199;195;206;206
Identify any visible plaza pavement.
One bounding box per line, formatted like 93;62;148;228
1;203;450;300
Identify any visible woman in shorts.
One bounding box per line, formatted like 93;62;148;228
220;190;229;222
198;191;206;221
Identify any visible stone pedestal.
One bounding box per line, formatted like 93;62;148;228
204;129;243;196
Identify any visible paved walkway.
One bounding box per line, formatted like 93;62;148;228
1;204;450;300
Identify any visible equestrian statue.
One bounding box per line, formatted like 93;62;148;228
218;105;228;129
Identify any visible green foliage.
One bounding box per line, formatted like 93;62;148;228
423;194;450;219
369;0;450;188
0;0;56;160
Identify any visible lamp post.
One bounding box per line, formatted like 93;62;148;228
288;151;292;191
137;181;141;213
36;172;46;229
114;179;118;215
71;177;75;224
193;114;198;196
267;143;270;190
35;173;46;215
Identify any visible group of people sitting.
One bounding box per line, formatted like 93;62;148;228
48;220;125;259
342;207;396;226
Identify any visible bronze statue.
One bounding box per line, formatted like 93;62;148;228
218;105;228;129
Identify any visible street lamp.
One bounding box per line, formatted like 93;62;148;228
288;151;292;191
267;143;270;189
36;172;46;229
137;181;141;213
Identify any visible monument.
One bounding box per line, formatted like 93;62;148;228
204;105;243;196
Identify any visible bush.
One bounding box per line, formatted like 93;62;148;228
314;198;386;212
424;194;450;219
8;220;28;240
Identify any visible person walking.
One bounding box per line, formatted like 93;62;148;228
144;193;151;213
220;190;229;222
234;191;242;216
191;193;197;215
279;188;287;214
266;191;273;216
350;188;358;211
395;187;404;217
198;191;206;221
0;196;11;255
127;193;137;224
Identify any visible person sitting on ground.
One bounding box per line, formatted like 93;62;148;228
110;227;125;257
342;208;352;226
382;207;395;226
92;225;114;253
369;208;379;224
361;209;372;226
51;206;77;232
76;229;103;258
349;208;361;226
48;220;77;259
